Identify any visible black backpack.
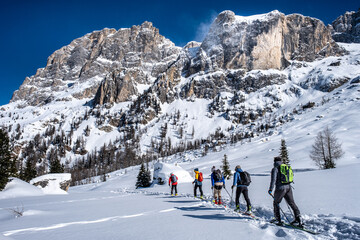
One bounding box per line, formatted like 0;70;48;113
238;171;251;186
214;169;223;182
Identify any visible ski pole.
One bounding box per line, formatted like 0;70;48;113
285;200;295;219
269;193;292;224
230;187;235;205
224;186;232;198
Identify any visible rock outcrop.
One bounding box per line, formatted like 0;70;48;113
11;10;346;107
11;22;181;106
331;9;360;43
189;10;344;74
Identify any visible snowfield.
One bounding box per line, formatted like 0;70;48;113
1;104;360;240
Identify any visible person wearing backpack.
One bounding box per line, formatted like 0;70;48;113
192;168;203;199
268;156;302;226
168;173;178;196
231;165;252;214
211;168;225;204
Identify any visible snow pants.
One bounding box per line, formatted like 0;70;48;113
194;184;203;197
171;185;177;195
235;186;251;211
273;184;300;221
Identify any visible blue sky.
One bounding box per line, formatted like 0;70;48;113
0;0;358;106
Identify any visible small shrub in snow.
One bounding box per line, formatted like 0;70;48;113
7;205;24;218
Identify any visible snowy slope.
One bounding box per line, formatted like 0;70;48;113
1;76;360;239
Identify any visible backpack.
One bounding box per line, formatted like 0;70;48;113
238;171;251;186
171;174;177;183
278;164;293;184
214;169;222;182
198;172;203;182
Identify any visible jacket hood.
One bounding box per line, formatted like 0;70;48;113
274;160;282;168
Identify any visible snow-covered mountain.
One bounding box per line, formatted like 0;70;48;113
0;10;360;184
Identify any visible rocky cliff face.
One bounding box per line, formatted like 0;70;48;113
11;10;346;108
331;9;360;43
188;10;344;74
11;22;181;106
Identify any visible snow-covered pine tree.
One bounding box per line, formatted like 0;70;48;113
221;154;232;180
0;129;17;190
279;139;290;164
135;163;152;188
49;151;64;173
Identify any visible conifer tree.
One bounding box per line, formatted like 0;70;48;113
23;157;37;182
135;163;152;188
50;154;64;173
0;129;16;190
221;154;232;180
279;139;290;164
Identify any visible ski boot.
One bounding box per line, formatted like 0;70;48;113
214;198;218;204
270;218;284;226
291;216;303;228
234;204;240;212
245;206;252;215
218;197;222;205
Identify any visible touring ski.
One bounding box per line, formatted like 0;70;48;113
269;221;319;235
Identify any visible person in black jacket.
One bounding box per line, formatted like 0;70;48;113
268;156;302;226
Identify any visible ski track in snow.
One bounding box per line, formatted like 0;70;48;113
3;213;146;237
124;189;360;240
2;189;359;239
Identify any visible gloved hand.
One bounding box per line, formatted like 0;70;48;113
231;185;235;190
268;190;272;195
169;184;170;186
211;186;213;190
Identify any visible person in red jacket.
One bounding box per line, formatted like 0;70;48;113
169;173;178;196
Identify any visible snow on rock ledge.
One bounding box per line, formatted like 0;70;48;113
153;162;193;184
30;173;71;194
0;178;43;199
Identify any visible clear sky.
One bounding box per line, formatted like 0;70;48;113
0;0;358;106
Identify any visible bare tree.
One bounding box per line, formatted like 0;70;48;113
310;126;344;169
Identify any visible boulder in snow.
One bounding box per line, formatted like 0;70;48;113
153;162;193;185
30;173;71;194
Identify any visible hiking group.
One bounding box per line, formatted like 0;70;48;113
168;155;303;227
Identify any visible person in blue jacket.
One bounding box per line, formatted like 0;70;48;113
232;165;252;213
211;168;225;204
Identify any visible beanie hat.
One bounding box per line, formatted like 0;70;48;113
274;156;282;162
194;168;199;172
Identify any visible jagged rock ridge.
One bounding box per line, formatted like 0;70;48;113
331;9;360;43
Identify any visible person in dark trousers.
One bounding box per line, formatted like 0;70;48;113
192;168;203;199
211;168;225;204
168;173;178;196
232;165;252;213
268;156;302;226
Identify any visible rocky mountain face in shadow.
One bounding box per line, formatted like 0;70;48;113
331;9;360;43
